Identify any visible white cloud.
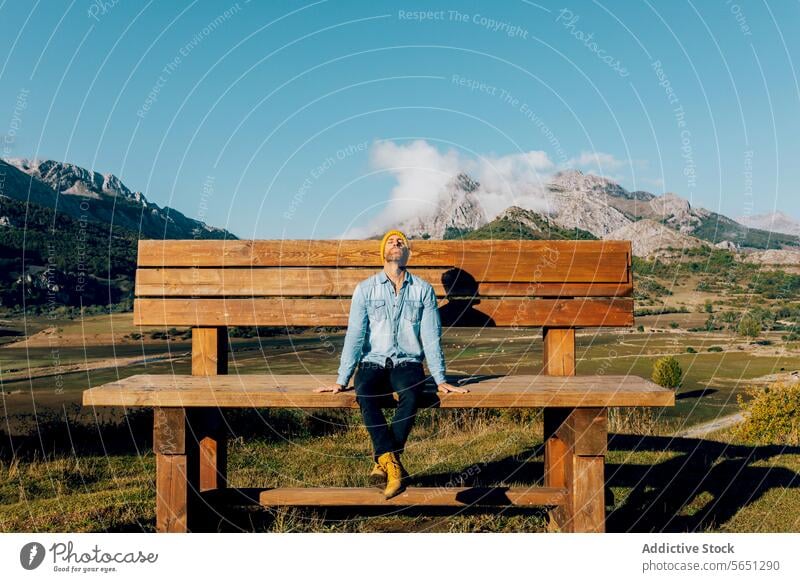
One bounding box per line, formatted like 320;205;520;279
340;139;461;238
340;141;647;238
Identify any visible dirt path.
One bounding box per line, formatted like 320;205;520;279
0;351;190;384
673;413;744;439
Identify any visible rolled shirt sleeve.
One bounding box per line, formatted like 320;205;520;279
336;284;368;387
419;284;447;385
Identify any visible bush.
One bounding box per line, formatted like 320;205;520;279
651;356;683;389
733;381;800;445
637;325;645;332
686;346;696;353
669;321;680;329
738;313;762;338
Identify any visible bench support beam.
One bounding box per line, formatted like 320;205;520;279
543;327;607;533
192;327;228;493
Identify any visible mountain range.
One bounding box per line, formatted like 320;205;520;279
1;156;797;310
0;158;235;240
0;157;234;311
386;170;800;259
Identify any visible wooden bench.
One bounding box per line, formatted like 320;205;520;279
82;239;674;533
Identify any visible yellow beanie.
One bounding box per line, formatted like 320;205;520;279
380;229;410;258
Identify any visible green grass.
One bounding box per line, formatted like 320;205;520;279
2;408;799;533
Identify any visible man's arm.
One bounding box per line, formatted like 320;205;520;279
335;284;368;388
419;284;447;386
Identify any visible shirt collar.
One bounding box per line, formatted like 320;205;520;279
379;269;413;286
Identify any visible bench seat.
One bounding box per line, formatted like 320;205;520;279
82;373;675;408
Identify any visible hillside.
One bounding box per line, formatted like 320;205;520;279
458;205;595;240
0;157;237;312
1;158;236;240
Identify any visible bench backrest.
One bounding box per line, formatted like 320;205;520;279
133;239;633;329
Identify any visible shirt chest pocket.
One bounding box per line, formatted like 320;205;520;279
366;299;386;322
403;300;423;323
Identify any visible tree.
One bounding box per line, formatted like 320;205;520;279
737;313;762;338
652;356;682;389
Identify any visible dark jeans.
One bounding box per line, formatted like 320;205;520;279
354;358;427;462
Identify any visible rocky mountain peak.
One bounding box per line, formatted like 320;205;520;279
4;158;150;206
398;173;488;239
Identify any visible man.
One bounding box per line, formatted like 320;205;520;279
315;229;468;499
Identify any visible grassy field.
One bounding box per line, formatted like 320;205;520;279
2;408;798;533
1;312;799;532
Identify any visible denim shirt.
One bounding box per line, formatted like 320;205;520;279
336;269;447;387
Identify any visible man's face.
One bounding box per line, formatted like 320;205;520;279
384;235;410;264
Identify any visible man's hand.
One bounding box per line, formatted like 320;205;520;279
314;383;350;393
437;382;469;394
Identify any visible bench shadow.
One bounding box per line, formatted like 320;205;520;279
103;432;800;533
676;388;718;400
409;433;800;533
604;434;800;532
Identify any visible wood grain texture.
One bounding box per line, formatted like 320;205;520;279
555;407;608;456
153;408;185;455
82;374;675;408
191;327;228;376
155;449;189;533
133;297;634;327
138;239;632;271
565;456;606;533
135;267;633;298
542;328;576;376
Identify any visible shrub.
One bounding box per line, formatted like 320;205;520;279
651;356;682;389
738;313;762;338
686;346;696;353
708;346;723;352
637;325;645;332
669;321;680;329
733;381;800;445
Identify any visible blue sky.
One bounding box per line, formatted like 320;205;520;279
1;0;798;238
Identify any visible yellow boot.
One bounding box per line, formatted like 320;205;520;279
377;451;408;499
368;462;386;488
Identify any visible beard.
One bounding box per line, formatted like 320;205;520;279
385;248;407;262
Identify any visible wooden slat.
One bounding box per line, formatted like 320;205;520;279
132;297;633;327
137;240;630;283
82;374;675;408
135;267;633;297
254;486;567;507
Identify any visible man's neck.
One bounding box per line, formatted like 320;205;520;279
383;264;406;285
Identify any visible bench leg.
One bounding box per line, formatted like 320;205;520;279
544;407;607;533
154;407;196;532
153;407;228;532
